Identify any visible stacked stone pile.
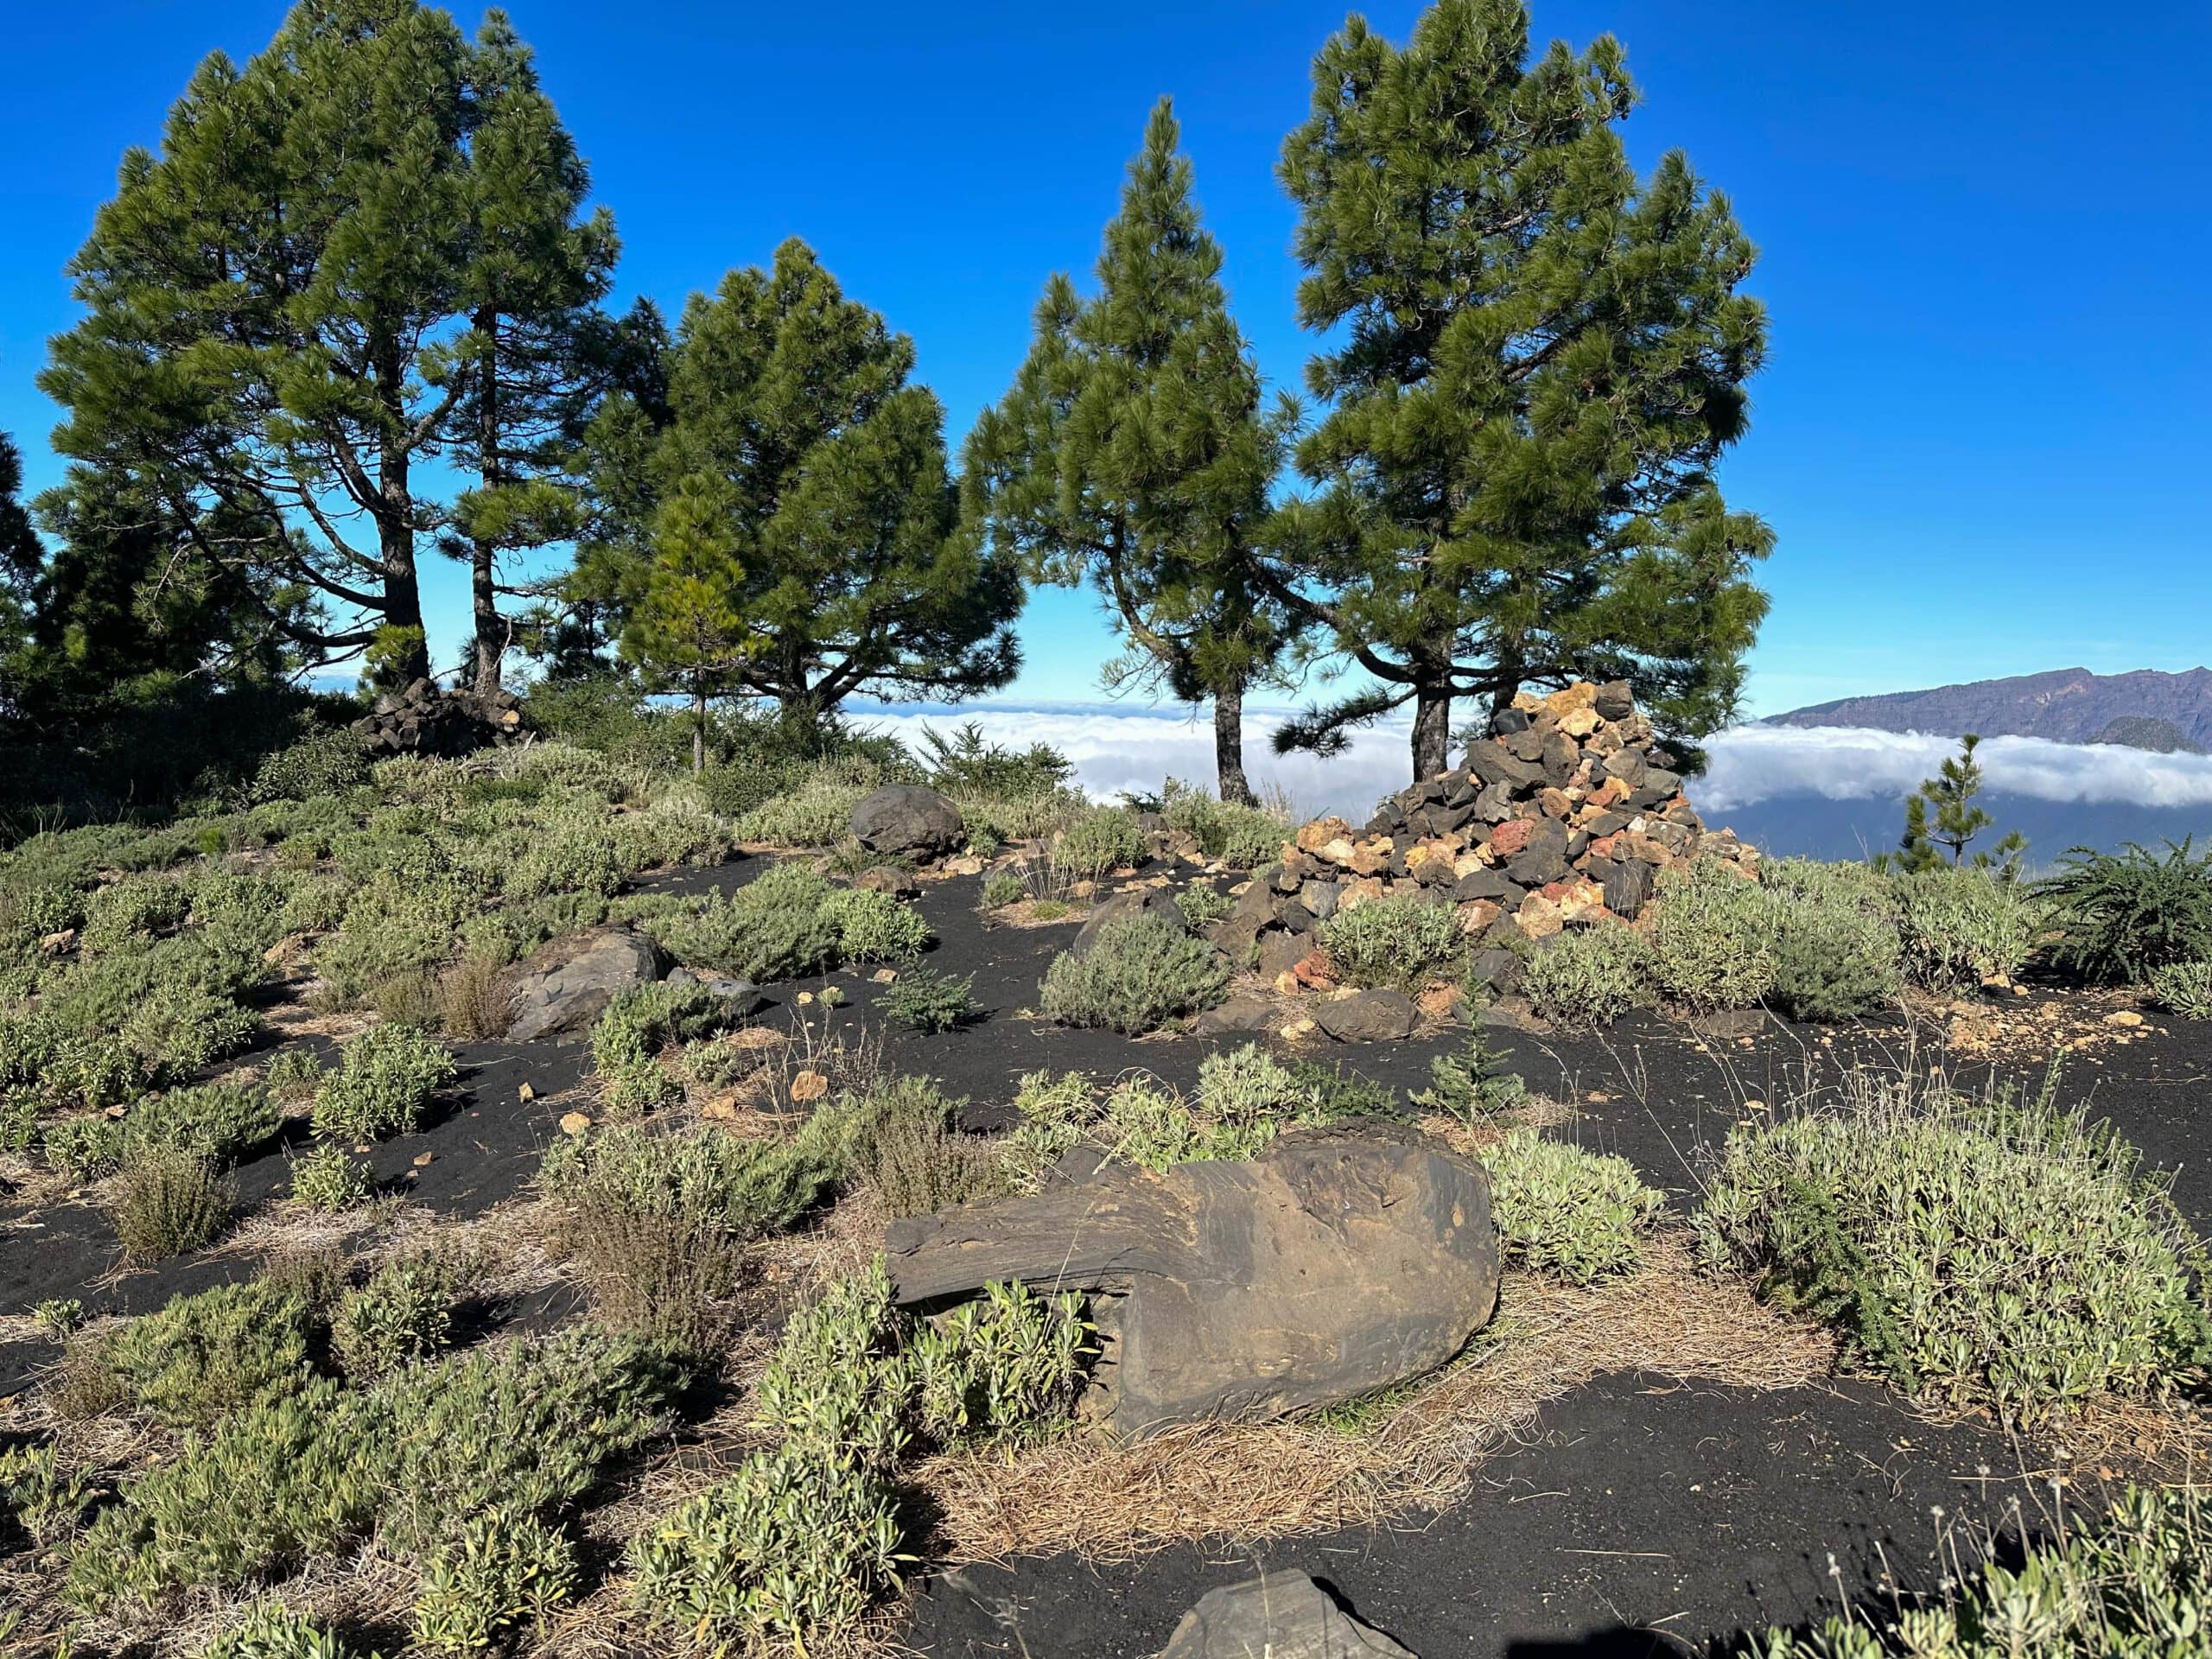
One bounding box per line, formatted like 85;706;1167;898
1215;680;1756;981
354;678;528;758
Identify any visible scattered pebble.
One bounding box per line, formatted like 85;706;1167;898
558;1111;593;1135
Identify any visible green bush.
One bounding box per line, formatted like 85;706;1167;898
1410;1032;1529;1122
2148;958;2212;1020
1174;883;1234;930
111;1147;234;1262
289;1143;372;1209
334;1255;460;1380
821;884;932;963
538;1116;849;1346
906;1276;1092;1445
102;1281;318;1429
1749;1483;2212;1659
412;1510;576;1655
589;981;726;1077
847;1077;1012;1218
126;1082;280;1166
884;966;981;1033
1486;1130;1664;1283
730;756;892;847
1160;784;1286;868
1053;807;1146;881
1769;901;1902;1021
979;869;1025;909
1645;861;1777;1011
1318;895;1467;991
313;1024;457;1141
2037;840;2212;984
1519;924;1650;1027
645;862;844;982
121;982;262;1084
245;727;372;806
45;1113;127;1181
82;879;194;952
1695;1075;2212;1417
1039;914;1229;1034
1876;867;2030;991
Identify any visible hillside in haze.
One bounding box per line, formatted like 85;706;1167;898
1770;667;2212;748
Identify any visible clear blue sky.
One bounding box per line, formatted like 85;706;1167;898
3;1;2205;718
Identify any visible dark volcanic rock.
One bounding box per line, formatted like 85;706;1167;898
505;926;666;1043
885;1122;1499;1438
1071;887;1190;957
1158;1572;1416;1658
1312;988;1419;1043
851;784;965;857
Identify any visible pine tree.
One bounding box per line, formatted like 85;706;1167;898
443;10;619;696
1883;734;2025;874
965;100;1294;805
0;435;41;717
1268;0;1774;781
41;0;613;690
622;477;756;774
580;239;1020;720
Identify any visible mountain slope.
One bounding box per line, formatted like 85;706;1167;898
1769;667;2212;747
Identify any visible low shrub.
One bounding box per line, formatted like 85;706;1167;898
730;756;892;847
289;1143;372;1209
436;948;511;1041
1769;902;1901;1021
412;1510;576;1655
1694;1073;2212;1417
907;1276;1092;1445
1486;1130;1664;1284
979;869;1025;909
45;1114;126;1181
1519;924;1650;1027
644;863;843;982
1410;1032;1529;1122
538;1116;848;1346
103;1281;317;1429
1750;1483;2212;1659
1645;861;1777;1011
1317;896;1466;992
202;1600;359;1659
334;1255;461;1380
120;982;262;1085
125;1082;280;1166
847;1078;1013;1218
82;879;194;953
884;967;980;1033
822;884;932;963
111;1147;233;1262
2149;958;2212;1020
1039;915;1229;1034
245;727;372;806
2037;839;2212;984
313;1024;457;1142
1173;883;1233;931
589;982;726;1077
1891;866;2038;991
1053;807;1146;881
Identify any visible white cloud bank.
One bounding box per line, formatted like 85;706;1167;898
849;704;2212;820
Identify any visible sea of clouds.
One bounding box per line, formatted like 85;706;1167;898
850;702;2212;823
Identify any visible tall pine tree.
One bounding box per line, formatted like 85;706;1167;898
1269;0;1773;781
444;10;619;696
41;0;613;689
578;239;1020;720
966;100;1294;805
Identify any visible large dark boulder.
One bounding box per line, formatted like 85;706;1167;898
505;926;666;1043
1158;1573;1416;1659
885;1122;1499;1438
849;784;964;858
1311;988;1419;1043
1070;887;1188;957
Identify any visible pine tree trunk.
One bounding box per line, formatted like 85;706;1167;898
692;686;708;776
1411;674;1452;782
470;304;505;699
376;342;430;683
1213;680;1256;806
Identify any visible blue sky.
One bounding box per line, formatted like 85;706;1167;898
3;0;2206;720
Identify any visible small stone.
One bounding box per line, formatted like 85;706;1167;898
518;1082;536;1103
872;968;899;983
797;991;815;1006
411;1151;435;1167
559;1111;593;1135
2105;1010;2145;1027
790;1069;830;1103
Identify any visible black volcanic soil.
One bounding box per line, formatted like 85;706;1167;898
3;851;2202;1654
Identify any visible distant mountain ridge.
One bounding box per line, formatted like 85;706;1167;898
1769;667;2212;749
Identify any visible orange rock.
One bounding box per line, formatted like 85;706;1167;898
789;1069;830;1103
1537;787;1574;818
559;1110;593;1135
1544;683;1598;715
1339;876;1388;908
1456;898;1502;933
1516;892;1566;940
1293;950;1338;988
1296;816;1356;855
1417;983;1465;1021
1560;706;1599;738
1490;819;1535;857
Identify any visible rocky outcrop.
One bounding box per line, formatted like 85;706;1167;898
850;784;966;858
884;1121;1498;1439
505;925;666;1043
354;678;527;758
1158;1573;1417;1659
1216;681;1756;976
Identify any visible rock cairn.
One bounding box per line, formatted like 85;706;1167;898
1216;680;1756;983
354;678;528;758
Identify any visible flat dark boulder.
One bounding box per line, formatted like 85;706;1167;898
850;783;964;857
505;925;666;1043
884;1122;1499;1438
1158;1573;1417;1658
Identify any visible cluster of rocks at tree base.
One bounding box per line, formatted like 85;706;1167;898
353;677;528;758
886;1120;1499;1440
1215;680;1758;990
1158;1573;1417;1659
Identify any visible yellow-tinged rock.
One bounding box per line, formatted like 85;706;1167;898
518;1082;536;1103
558;1111;593;1136
1516;892;1566;941
2105;1010;2145;1027
1273;971;1301;995
1560;706;1600;738
790;1069;830;1103
871;968;899;983
1544;683;1598;715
